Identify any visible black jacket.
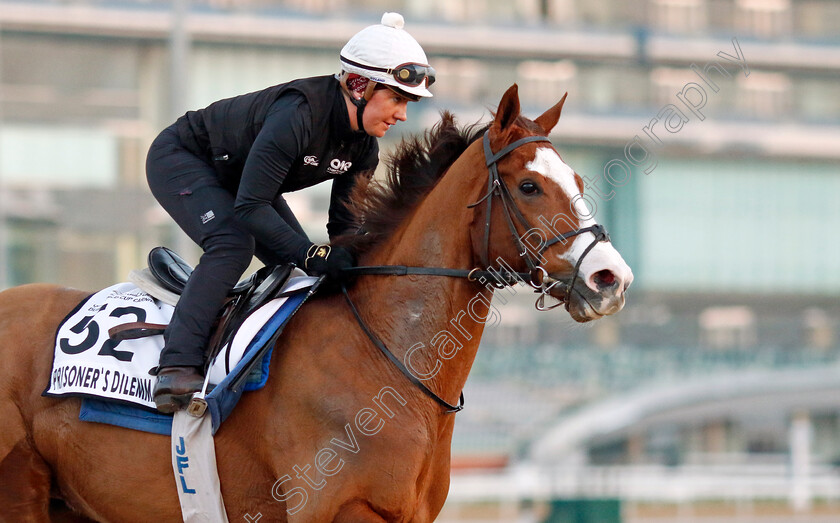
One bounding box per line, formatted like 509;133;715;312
175;75;378;256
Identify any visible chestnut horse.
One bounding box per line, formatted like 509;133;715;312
0;85;632;522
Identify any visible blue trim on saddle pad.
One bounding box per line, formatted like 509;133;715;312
80;397;173;435
79;288;311;435
205;290;309;433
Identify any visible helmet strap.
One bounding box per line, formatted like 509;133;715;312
352;80;378;131
355;97;367;132
340;73;377;133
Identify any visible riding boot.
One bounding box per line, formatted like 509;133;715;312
153;366;205;413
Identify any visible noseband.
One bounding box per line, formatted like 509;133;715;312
340;130;612;413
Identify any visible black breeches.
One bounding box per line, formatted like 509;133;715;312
146;125;306;367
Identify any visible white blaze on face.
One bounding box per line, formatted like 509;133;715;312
525;147;633;300
525;147;596;228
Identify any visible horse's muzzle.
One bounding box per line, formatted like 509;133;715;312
566;275;630;322
532;266;630;321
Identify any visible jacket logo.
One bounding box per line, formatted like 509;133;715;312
303;155;319;166
327;159;352;175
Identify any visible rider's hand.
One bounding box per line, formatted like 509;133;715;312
304;244;356;282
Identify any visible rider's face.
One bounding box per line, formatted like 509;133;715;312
362;88;410;138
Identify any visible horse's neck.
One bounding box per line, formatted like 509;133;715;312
354;152;489;405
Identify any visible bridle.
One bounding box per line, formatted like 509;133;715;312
472;131;611;310
345;130;612;308
340;130;612;413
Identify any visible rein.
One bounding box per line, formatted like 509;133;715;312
340;130;612;413
341;285;464;413
343;265;529;287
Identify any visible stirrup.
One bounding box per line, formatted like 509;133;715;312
154;391;196;414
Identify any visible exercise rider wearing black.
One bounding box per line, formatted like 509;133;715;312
146;12;435;413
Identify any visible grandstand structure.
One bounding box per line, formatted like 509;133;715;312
1;1;838;520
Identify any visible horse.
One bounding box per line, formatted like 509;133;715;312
0;84;632;522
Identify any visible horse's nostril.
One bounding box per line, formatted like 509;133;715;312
593;269;617;289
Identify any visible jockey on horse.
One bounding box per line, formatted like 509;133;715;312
146;12;435;413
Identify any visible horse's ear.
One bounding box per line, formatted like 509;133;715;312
534;92;568;134
493;84;521;131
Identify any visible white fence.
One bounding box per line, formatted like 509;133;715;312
447;463;840;506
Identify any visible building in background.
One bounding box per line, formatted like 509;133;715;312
1;1;839;520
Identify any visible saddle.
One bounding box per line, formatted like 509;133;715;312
117;247;294;368
148;246;258;298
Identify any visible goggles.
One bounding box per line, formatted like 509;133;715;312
341;56;436;88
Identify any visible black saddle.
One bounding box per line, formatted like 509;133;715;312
145;246;294;362
148;246;255;296
147;245;294;310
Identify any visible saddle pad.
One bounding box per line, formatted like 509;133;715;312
45;283;172;408
78;286;313;435
45;275;317;410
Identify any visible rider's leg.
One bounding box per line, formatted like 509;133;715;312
159;211;253;368
146;127;255;410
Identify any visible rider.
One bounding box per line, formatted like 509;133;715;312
146;12;435;413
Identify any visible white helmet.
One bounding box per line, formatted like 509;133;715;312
340;12;434;99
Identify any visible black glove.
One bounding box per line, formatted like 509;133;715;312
303;244;356;283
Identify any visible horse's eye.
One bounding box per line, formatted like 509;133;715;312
519;181;539;195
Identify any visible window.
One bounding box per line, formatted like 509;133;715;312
6;215;59;287
699;306;757;349
735;0;792;38
545;0;577;25
429;58;487;106
795;1;840;39
737;70;792;119
650;0;708;34
650;67;697;107
516;60;577;109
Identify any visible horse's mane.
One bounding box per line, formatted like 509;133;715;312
335;111;489;254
